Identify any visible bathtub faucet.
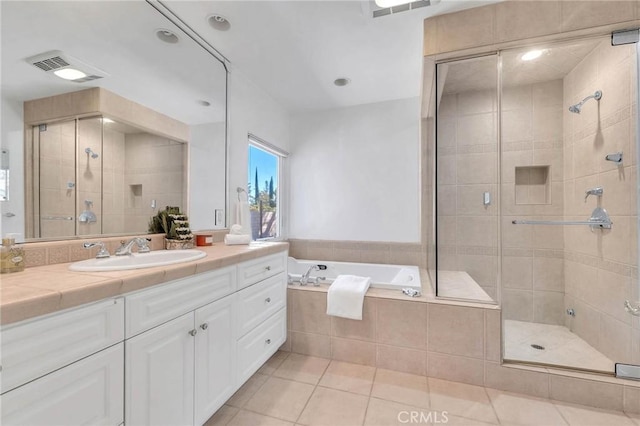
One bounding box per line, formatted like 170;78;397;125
300;265;324;286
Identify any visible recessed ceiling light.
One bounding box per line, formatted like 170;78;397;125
197;100;211;107
207;14;231;31
521;49;544;61
156;29;179;44
53;68;87;80
334;78;351;87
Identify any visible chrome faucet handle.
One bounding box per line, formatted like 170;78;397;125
584;187;603;202
135;237;151;253
83;242;110;259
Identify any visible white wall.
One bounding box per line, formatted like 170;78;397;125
289;97;420;242
227;67;290;234
0;97;25;240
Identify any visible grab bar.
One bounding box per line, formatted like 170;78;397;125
42;215;74;221
512;207;612;230
512;219;612;228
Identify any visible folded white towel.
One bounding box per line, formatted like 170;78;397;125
230;224;244;235
234;201;252;236
224;234;251;245
326;275;371;320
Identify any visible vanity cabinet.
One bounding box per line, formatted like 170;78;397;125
0;299;125;426
125;251;287;426
0;249;287;426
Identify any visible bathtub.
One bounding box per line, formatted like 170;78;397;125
287;257;421;292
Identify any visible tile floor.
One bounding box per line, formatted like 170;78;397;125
204;351;639;426
504;320;614;373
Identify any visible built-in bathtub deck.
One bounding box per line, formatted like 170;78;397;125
437;270;494;302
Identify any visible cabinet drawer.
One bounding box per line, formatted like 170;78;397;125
236;273;286;338
126;266;236;338
237;252;286;290
237;308;286;383
1;298;124;394
1;343;124;426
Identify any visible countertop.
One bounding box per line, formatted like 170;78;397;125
0;242;289;326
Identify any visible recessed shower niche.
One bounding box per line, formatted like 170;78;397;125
25;88;188;239
514;166;550;205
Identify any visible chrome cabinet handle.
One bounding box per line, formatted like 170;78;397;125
265;297;271;303
265;338;271;345
200;323;208;330
189;329;197;337
265;266;271;271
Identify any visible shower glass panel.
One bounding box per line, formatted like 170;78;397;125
501;36;638;373
435;55;499;303
77;117;103;236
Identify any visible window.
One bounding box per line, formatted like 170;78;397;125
247;135;287;240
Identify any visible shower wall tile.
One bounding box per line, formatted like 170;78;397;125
502;289;533;322
599;314;633;364
502;257;533;290
533;291;565;325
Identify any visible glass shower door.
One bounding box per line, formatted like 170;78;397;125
500;35;638;374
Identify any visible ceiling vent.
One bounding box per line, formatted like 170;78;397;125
26;50;108;83
372;0;435;18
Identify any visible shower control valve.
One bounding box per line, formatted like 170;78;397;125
584;187;603;202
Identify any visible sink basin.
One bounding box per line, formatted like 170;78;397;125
69;249;207;272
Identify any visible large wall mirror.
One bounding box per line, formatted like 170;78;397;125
1;1;228;241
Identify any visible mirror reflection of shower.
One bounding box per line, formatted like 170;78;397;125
568;89;602;113
85;147;99;159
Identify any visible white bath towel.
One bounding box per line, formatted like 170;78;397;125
233;201;252;236
326;275;371;320
224;234;251;245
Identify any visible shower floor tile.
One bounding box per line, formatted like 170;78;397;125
504;320;614;373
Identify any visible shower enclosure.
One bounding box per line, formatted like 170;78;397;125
28;115;187;239
431;33;640;375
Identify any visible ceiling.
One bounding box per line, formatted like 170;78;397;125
1;1;227;125
1;0;502;122
163;0;501;112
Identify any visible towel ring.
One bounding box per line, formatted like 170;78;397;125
237;187;248;202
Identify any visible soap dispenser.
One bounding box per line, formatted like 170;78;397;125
1;233;25;273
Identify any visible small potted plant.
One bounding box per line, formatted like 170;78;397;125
148;206;194;250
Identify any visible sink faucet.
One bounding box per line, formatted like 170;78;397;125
83;241;110;259
115;237;151;256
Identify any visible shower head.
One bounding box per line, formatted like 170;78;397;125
85;147;99;159
568;90;602;114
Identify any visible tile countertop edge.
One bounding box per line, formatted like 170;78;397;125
0;242;289;326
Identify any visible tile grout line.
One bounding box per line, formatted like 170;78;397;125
360;366;380;426
293;357;332;425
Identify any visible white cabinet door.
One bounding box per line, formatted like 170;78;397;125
126;313;195;426
1;343;124;426
194;294;236;425
237;308;286;384
1;297;124;393
235;273;286;338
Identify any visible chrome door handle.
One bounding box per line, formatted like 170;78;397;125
189;329;197;337
200;323;208;330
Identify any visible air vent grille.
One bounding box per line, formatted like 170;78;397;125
32;56;70;72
